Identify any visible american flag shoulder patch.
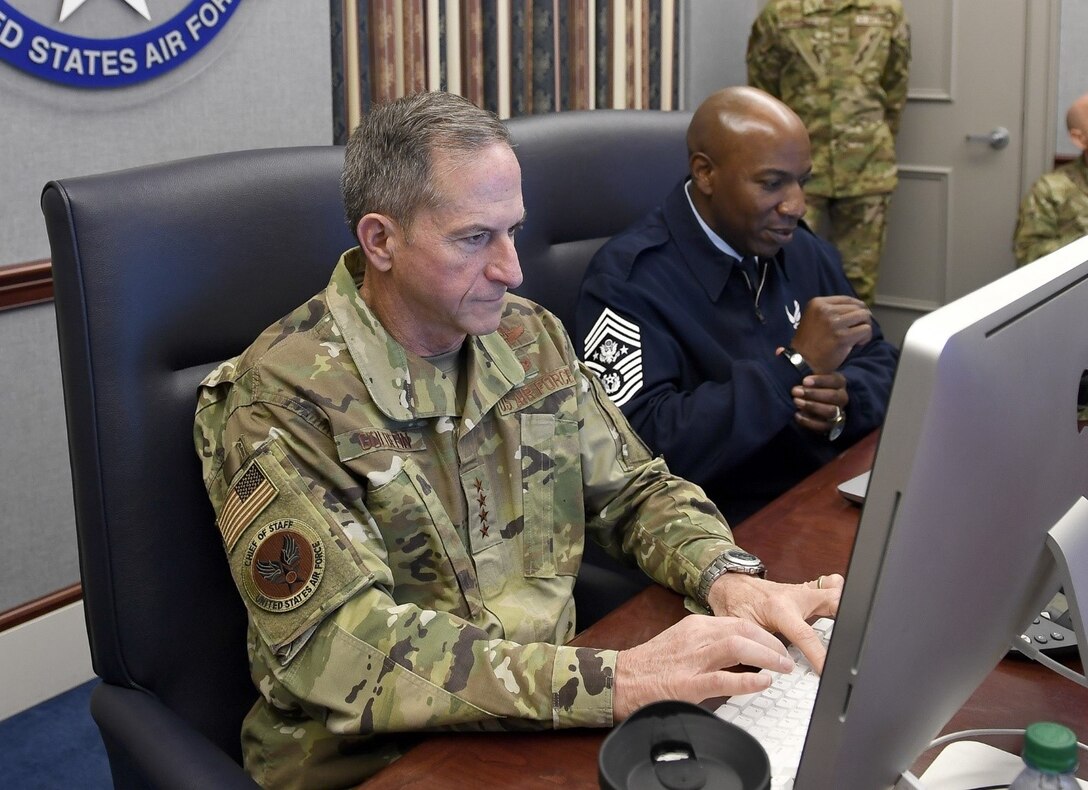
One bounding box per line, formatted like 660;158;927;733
219;459;278;552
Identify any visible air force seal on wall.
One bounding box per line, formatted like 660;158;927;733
0;0;240;88
584;307;643;408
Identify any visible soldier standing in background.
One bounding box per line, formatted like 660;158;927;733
748;0;911;305
1013;91;1088;266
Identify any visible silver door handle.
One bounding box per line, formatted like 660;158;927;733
965;127;1010;150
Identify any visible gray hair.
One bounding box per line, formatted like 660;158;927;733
341;91;512;235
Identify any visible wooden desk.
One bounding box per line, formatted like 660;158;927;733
365;433;1088;788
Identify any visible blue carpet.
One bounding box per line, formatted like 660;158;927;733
0;679;112;789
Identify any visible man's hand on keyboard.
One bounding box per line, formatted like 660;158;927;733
706;573;843;674
612;615;795;721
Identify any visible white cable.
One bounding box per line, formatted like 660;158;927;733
925;727;1088;754
895;728;1088;789
1013;640;1088;689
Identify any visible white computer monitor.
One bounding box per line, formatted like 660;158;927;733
795;236;1088;788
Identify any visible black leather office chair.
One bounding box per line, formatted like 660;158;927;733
43;109;691;787
508;109;691;332
43;146;355;788
508;109;692;615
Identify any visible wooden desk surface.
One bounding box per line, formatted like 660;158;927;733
365;433;1088;788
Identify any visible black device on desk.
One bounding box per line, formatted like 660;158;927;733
1018;595;1080;658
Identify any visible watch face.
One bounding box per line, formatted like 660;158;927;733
725;549;762;568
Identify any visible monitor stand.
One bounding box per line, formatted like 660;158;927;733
897;507;1088;790
1014;496;1088;688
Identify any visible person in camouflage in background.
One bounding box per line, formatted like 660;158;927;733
1013;91;1088;266
748;0;911;305
193;91;841;789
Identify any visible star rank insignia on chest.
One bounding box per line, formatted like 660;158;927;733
583;307;644;407
472;477;490;537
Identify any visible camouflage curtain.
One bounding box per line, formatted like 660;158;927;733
330;0;680;144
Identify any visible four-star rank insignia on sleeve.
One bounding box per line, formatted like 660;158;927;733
583;307;644;407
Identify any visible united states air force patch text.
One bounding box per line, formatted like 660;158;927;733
242;519;325;613
0;0;239;88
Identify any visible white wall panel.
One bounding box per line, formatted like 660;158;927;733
881;167;952;311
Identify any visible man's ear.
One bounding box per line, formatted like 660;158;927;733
357;213;397;272
1070;126;1087;153
689;152;714;195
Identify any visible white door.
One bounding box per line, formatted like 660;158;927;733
875;0;1059;343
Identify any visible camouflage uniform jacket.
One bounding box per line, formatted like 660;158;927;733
1013;156;1088;266
747;0;911;198
194;248;741;789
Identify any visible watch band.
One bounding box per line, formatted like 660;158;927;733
696;548;767;610
781;346;812;377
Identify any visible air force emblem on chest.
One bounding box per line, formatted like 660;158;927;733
786;299;801;329
583;308;643;407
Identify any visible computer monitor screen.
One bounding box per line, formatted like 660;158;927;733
796;236;1088;788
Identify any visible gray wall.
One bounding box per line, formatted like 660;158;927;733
0;302;75;609
1058;0;1088;157
0;0;331;612
681;1;761;110
1;0;333;268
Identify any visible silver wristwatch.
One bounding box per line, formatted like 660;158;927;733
781;346;811;377
696;548;767;609
828;406;847;441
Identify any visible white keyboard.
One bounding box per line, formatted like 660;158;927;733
713;617;834;790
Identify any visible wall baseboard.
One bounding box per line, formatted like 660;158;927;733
0;600;95;721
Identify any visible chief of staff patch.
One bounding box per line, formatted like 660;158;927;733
584;307;643;407
242;519;325;613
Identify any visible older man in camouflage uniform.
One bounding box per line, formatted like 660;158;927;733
748;0;911;305
193;92;840;789
1013;91;1088;266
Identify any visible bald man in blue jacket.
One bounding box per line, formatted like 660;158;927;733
576;87;898;525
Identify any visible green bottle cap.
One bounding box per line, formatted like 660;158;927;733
1022;722;1078;774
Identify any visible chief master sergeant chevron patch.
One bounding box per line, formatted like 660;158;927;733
583;307;644;407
